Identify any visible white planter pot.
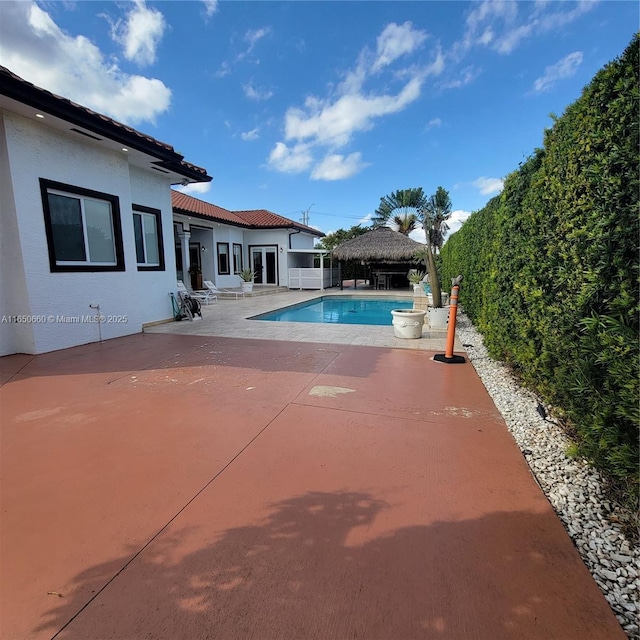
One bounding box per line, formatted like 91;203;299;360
391;308;426;339
427;306;449;329
241;282;254;293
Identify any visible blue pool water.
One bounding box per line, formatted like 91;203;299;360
253;296;413;325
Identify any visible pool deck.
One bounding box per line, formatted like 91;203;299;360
146;288;458;351
0;288;625;640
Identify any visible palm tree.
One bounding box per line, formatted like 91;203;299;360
418;186;453;307
422;186;452;253
391;212;419;236
372;188;426;234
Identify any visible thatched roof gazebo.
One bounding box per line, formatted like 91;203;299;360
333;227;425;289
333;227;423;261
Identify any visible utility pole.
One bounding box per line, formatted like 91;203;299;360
301;203;314;226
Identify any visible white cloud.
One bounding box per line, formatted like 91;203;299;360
359;213;373;225
267;142;313;174
447;209;472;236
473;177;504;195
243;82;273;101
427;117;442;128
241;127;260;141
372;21;428;72
203;0;218;17
311;152;368;181
215;61;231;77
285;76;422;148
0;1;170;125
533;51;583;92
110;0;166;67
269;22;445;180
440;66;478;90
267;21;443;179
409;227;427;243
458;0;596;56
245;27;270;48
238;26;271;60
175;182;212;196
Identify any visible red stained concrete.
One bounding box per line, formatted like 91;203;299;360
0;334;625;640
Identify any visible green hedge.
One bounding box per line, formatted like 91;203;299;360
441;34;639;499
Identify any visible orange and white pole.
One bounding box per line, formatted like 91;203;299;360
444;283;460;358
434;275;465;364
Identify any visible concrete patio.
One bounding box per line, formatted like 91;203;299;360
0;291;625;639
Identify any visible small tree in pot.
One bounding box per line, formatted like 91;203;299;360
239;268;255;293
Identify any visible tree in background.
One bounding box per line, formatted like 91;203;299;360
419;186;453;308
424;186;452;254
372;188;426;236
315;224;369;251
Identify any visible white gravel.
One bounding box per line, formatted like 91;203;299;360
455;312;639;639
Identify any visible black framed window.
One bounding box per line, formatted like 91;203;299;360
133;205;165;271
232;243;243;274
40;179;124;272
217;242;230;274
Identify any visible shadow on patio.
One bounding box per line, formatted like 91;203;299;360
38;491;622;640
0;333;392;382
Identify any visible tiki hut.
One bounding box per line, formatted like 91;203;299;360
333;227;425;290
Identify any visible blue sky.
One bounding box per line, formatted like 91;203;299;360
0;1;636;241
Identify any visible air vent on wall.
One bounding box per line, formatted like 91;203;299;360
70;127;102;141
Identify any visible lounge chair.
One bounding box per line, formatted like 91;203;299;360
203;280;244;300
177;280;217;305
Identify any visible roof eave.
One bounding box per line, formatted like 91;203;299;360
1;67;211;183
173;208;249;229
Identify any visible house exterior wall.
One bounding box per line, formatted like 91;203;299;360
243;228;317;285
0;114;35;354
173;219;245;289
0;111;177;355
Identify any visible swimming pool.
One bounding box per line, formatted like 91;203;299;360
252;296;413;326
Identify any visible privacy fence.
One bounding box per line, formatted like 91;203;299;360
440;35;639;499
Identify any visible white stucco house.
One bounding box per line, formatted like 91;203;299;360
171;191;329;292
0;66;332;357
0;65;212;356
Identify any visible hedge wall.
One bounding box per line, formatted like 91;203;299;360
441;34;639;498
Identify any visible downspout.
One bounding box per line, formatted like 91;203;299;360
288;228;301;249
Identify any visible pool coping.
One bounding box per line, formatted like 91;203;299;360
249;293;416;323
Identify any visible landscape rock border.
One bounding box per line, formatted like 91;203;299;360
456;312;639;639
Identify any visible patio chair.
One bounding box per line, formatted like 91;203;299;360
203;279;244;300
176;280;217;305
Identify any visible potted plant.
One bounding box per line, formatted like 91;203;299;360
408;270;426;293
239;267;255;293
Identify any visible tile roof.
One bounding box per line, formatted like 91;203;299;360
171;191;246;225
0;65;211;184
171;190;324;236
